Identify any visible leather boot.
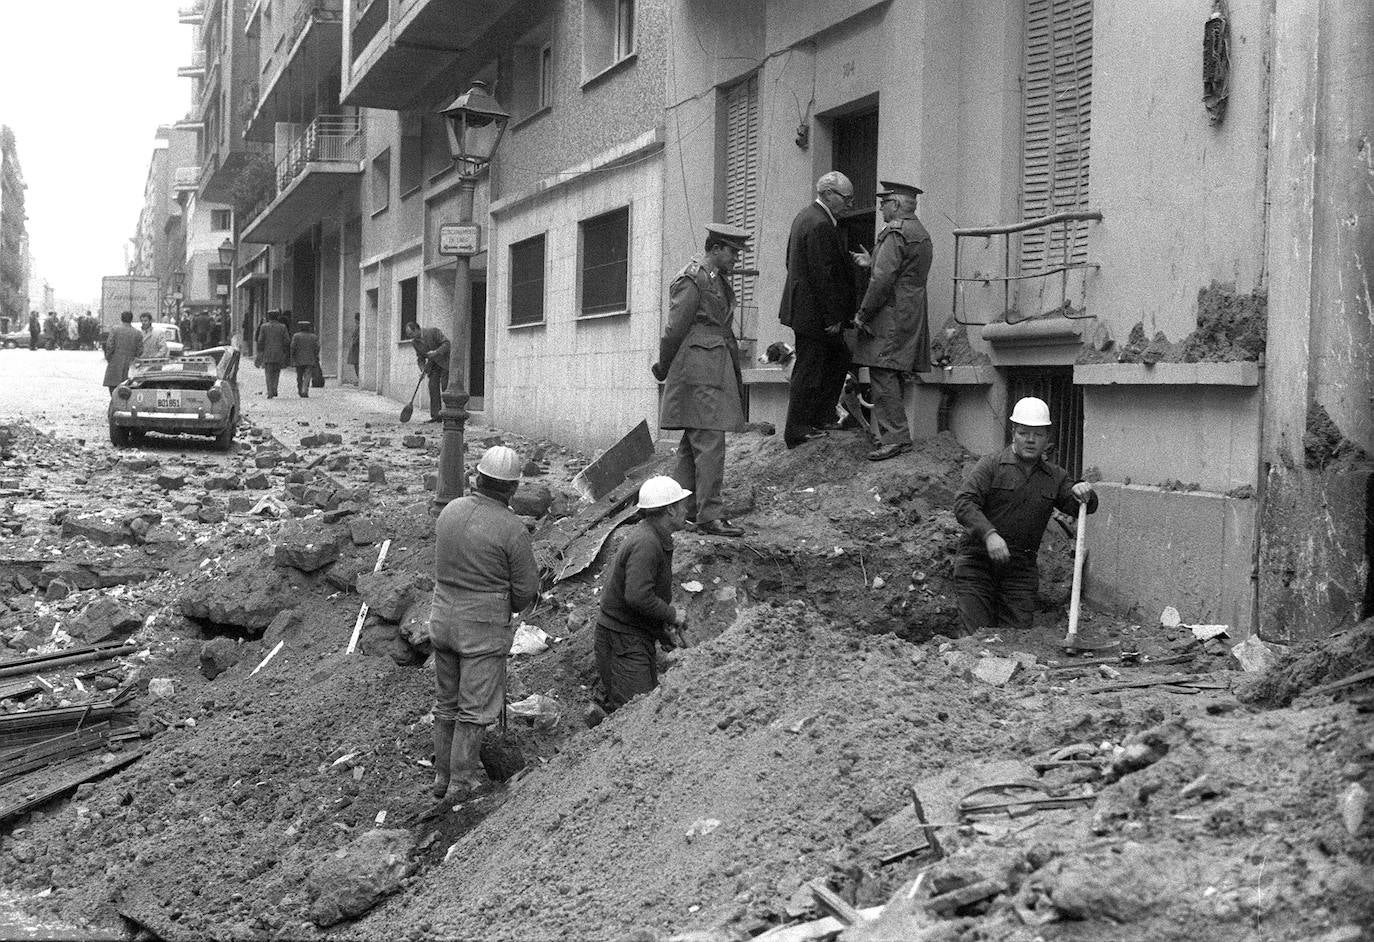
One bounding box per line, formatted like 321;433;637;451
448;722;488;796
431;719;455;798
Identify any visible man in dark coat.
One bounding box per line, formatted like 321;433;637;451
852;181;934;461
102;311;144;391
778;171;862;449
191;310;214;352
652;223;750;538
405;322;451;422
588;476;691;725
289;320;320;398
27;312;39;350
255;310;291;398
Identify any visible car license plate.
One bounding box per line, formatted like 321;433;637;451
156;391;182;409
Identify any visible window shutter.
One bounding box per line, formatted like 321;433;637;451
1021;0;1092;271
724;73;759;319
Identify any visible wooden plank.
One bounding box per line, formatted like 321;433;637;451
0;751;142;826
1306;666;1374;697
0;725;111;786
806;881;865;927
0;642;137;679
571;420;655;502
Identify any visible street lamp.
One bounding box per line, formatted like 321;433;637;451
217;238;236;344
171;270;185;328
433;81;509;512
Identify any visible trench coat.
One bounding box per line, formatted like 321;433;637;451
656;259;745;432
851;216;933;373
256;321;291;366
290;330;320;368
102;325;145;387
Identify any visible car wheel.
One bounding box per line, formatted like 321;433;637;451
109;422;130;447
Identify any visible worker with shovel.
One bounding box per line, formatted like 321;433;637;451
952;397;1097;634
429;445;539;801
404;321;451;423
586;476;691;726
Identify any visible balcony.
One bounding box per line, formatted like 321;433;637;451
173;167;202;193
178;50;206;78
244;0;344;141
343;0;528;110
178;1;204;24
241;115;365;244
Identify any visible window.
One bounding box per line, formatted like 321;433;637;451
539;43;555;110
723;74;759;326
1005;367;1083;476
210;208;232;231
1021;0;1092;271
370;149;390;213
584;0;635;78
398;113;422;195
579;207;629;317
398;276;417;338
509;234;547;326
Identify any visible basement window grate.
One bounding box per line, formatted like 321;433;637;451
1005;366;1084;477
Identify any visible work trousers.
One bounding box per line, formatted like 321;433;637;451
954;547;1039;634
295;366;311;398
784;334;850;447
868;367;913;446
594;624;658;713
673;427;726;524
263;363;282;397
430;617;510;726
427;366;450;420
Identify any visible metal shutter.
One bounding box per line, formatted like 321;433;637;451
1021;0;1092;272
724;73;759;327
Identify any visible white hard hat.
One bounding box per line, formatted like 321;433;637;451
637;475;692;510
1009;397;1052;427
476;445;522;481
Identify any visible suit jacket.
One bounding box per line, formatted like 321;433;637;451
778;201;855;338
256;321;291;366
290;331;320;367
102;325;145;387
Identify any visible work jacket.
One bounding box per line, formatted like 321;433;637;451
597;516;676;644
289;330;319;367
256;321;290;366
140;329;168;359
433;491;540;632
954;446;1098;556
412;327;451;371
102;325;144;387
656;257;745;432
851;216;933;373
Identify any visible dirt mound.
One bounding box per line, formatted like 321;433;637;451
1239;617;1374;707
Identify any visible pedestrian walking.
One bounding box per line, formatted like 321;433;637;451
289;320;320;398
778;171;864;449
587;476;691;726
27;311;39;351
428;445;539;801
405;322;450;422
192;310;214;352
42;312;58;350
852;181;934;462
952;397;1098;633
652;223;751;538
345;312;361;385
139;313;168;358
102;311;144;392
254;310;290;398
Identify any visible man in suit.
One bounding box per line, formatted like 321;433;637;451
102;311;144;392
254;310;291;398
778;171;864;449
290;320;320;398
405;322;451;422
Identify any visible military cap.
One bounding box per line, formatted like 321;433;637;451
877;180;924;197
704;222;752;248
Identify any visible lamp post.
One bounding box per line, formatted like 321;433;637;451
432;81;509;512
171;270;185;329
218;237;236;345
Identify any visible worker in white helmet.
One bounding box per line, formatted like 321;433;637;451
586;476;692;726
428;444;539;801
952;397;1097;634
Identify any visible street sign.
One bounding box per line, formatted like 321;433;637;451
438;223;481;256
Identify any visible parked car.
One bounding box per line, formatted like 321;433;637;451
1;326;31;348
108;347;240;450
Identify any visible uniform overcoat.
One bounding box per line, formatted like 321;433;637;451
851;216;933;373
657;259;745;432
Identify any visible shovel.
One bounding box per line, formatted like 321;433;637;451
1061;501;1103;653
398;368;427;423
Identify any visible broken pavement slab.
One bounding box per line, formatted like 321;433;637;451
1231;634;1286;673
274;528;345;573
971;656;1019;687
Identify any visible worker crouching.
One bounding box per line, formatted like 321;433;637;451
588;476;691;726
429;445;539;801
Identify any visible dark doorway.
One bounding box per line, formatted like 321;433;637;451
399;277;418;336
831;105;880;255
469;280;486;406
1004;366;1084;477
290;231;317;327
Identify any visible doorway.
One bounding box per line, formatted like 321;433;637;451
830;104;880;255
469;280;486;411
290;231;318;328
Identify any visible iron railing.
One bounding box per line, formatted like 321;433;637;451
951;210;1103;326
275;114;365;191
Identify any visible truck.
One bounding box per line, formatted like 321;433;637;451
100;276;162;330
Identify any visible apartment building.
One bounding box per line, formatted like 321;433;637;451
665;0;1372;641
0;126;29;331
342;0;667;450
129;130;173;295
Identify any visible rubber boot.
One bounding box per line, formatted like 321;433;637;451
448;722;488;797
431;719;455;799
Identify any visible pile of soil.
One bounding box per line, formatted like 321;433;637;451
1239;617;1374;707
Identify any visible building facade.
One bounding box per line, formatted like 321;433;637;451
664;0;1371;641
0;126;29;331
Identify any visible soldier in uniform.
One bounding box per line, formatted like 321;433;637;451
852;180;934;462
652;223;751;538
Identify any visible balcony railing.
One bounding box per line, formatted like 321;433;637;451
173;166;202;190
290;0;343;51
177;50;207;76
275;114;365;191
178;1;205;23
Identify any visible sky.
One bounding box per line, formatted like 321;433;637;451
0;1;191;306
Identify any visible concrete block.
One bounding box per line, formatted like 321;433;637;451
972;656;1019;686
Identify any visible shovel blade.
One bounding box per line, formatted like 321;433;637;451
399;403;414;423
